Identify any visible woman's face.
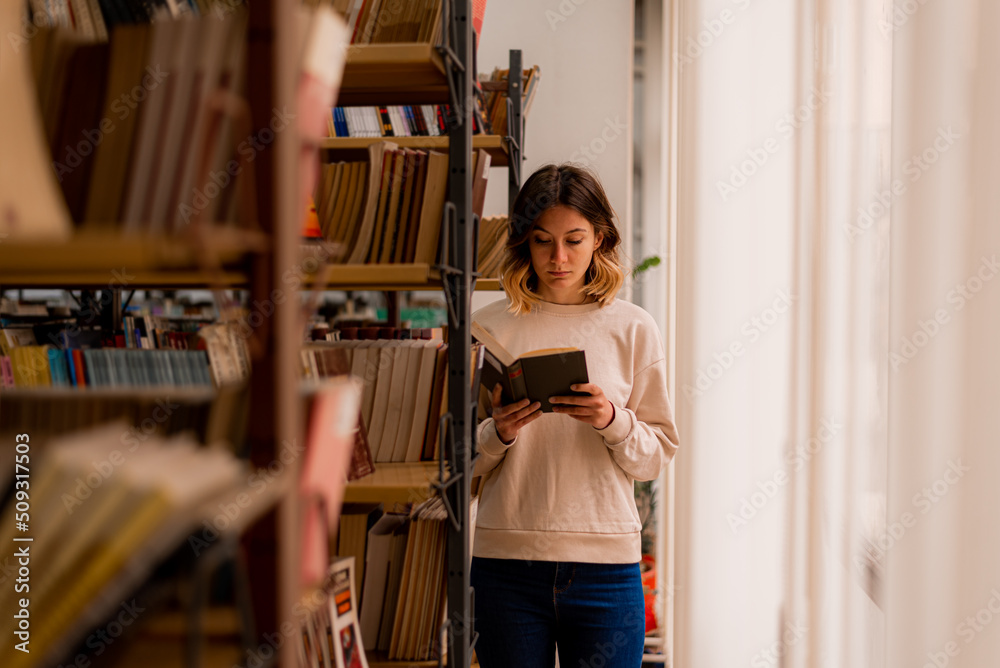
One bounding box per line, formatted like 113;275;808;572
528;206;604;304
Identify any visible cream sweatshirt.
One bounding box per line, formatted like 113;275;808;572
472;297;679;563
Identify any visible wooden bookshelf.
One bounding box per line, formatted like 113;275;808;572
0;228;267;287
365;650;441;667
344;462;444;505
320;135;510;166
339;43;449;106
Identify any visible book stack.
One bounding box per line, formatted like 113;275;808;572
351;496;478;661
479;65;541;138
301;336;449;463
477;214;508;278
329;104;450;138
0;422;250;668
32;10;250;229
312;141;491;264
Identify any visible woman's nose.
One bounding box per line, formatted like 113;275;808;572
553;243;568;264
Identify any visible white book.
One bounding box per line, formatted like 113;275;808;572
387;340;422;462
403;340;443;462
365;341;396;460
170;13;232;229
146;18;203;229
359;512;407;648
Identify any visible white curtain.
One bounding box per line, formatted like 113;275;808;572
887;0;1000;666
673;0;891;665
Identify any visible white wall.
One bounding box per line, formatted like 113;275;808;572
473;0;634;311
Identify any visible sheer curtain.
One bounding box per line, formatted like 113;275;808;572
887;0;1000;666
672;0;890;665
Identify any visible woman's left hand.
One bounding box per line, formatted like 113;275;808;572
550;383;615;429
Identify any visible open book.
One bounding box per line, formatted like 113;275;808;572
471;321;589;413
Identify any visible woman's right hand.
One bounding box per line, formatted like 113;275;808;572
491;384;542;444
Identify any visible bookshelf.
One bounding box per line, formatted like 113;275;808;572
341;462;444;505
0;1;524;666
0;229;267;287
338;43;449;106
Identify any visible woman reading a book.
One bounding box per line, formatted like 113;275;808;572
471;164;679;668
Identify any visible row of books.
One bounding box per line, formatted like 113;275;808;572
311;142;490;263
335;0;443;45
336;496;477;660
0;422;251;668
479;65;541;138
0;345;214;388
34;11;248;228
328;104;450;138
477;214;508;278
302;339;448;463
0;320;250;389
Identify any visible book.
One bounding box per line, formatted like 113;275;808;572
337;502;384;601
358;511;408;648
0;0;73;240
471;321;590;413
301;377;364;587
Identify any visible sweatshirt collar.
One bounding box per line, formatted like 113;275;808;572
533;298;608;315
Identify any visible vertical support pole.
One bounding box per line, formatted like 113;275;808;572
507;49;523;216
445;0;473;665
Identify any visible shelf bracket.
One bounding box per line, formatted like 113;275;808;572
434;411;465;533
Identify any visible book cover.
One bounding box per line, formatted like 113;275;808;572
471;321;589;413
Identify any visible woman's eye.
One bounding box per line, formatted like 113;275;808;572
567;239;583;245
532;238;551;245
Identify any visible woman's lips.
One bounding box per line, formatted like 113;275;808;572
549;271;569;277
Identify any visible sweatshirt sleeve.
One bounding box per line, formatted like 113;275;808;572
596;357;679;481
473;417;514;476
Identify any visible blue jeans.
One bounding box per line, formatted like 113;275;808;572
471;557;645;668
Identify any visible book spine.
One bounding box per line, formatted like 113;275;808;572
378;106;394;136
507;359;527;403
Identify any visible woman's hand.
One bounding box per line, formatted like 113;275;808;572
491;384;542;444
550;383;615;429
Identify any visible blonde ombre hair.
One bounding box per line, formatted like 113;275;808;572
500;164;625;315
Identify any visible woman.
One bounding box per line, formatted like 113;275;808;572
471;164;680;667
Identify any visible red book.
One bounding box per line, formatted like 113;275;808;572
71;349;87;387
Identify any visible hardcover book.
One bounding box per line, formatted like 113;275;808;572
471;321;589;413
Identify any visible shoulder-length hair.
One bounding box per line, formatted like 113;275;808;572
500;164;624;315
